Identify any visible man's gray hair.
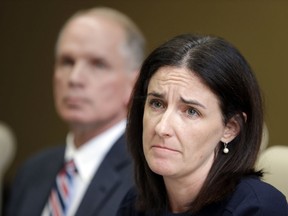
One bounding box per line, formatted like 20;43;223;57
57;7;146;71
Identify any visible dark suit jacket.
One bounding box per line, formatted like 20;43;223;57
6;134;134;216
117;176;288;216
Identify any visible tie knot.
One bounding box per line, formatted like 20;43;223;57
64;160;77;175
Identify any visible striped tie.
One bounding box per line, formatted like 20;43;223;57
48;160;77;216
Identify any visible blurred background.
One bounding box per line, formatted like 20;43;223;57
1;0;288;193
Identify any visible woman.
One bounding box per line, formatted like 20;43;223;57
117;34;288;215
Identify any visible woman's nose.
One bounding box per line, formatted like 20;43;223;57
155;110;174;138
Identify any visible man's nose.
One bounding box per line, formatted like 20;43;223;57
68;62;86;85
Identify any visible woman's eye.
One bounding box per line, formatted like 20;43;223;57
149;99;163;109
187;108;199;117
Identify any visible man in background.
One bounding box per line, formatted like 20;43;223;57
6;7;145;216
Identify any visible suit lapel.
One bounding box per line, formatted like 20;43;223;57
22;147;65;215
75;134;131;216
75;163;122;216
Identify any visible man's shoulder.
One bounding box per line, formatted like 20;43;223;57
18;145;65;174
25;145;64;164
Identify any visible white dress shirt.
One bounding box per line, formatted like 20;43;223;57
42;120;126;216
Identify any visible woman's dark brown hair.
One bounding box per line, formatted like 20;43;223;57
126;34;263;214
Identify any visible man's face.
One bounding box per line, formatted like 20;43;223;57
54;16;133;131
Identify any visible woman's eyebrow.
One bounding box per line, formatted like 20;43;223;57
180;96;206;109
147;91;164;98
147;92;206;109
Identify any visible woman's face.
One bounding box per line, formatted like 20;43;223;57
143;66;228;181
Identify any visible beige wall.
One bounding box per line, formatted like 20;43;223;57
1;0;287;183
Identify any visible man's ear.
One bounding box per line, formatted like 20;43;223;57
220;114;243;143
124;70;139;107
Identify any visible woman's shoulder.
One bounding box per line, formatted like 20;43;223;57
224;176;288;215
117;187;146;216
237;176;286;201
118;187;137;208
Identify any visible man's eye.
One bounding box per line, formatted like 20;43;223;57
90;59;108;69
58;56;74;67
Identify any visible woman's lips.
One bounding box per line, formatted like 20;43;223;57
151;145;180;153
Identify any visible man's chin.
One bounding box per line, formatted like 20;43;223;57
61;114;90;126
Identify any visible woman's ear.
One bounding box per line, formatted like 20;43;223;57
221;114;243;143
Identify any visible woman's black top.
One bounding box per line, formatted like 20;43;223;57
116;177;288;216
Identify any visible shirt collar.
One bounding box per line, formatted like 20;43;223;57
64;120;126;182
